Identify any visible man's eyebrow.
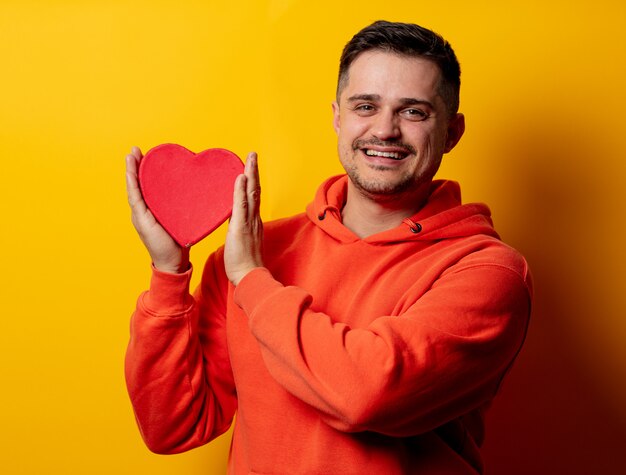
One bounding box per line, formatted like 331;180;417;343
346;94;381;102
398;97;435;109
346;94;434;109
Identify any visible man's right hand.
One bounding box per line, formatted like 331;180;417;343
125;146;190;274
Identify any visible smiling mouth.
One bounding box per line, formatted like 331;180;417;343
363;149;408;160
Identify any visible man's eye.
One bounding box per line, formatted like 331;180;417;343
404;108;428;120
355;104;375;113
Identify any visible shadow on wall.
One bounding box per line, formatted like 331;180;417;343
481;106;626;473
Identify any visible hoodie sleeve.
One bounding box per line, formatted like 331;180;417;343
233;258;531;437
124;248;237;454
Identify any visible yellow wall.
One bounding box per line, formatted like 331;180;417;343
1;1;625;473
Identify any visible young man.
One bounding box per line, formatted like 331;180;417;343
125;21;532;474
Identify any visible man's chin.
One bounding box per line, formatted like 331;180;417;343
349;173;414;197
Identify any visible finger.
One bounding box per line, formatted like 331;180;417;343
126;151;138;176
245;152;261;220
131;146;143;161
230;174;248;228
125;154;147;212
125;147;140;184
127;146;143;175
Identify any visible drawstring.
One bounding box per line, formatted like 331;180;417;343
402;218;422;234
318;205;340;221
318;208;422;234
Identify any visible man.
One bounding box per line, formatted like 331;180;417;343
125;20;531;474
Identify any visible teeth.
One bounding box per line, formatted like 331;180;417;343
365;149;404;159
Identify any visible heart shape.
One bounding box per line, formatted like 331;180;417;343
139;143;244;247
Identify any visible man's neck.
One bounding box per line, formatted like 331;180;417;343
341;181;431;239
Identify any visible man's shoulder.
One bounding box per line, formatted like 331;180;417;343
450;235;532;290
264;212;312;236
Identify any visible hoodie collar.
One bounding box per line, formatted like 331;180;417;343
306;175;499;244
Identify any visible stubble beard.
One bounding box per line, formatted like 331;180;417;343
342;138;422;196
344;161;416;197
340;141;417;198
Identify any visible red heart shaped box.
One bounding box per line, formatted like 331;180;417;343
138;143;244;247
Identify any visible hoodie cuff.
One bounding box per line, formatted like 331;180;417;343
141;264;194;315
233;267;283;316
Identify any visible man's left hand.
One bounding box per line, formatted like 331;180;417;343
224;152;265;286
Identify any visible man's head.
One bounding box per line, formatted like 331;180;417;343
337;20;461;119
332;21;465;201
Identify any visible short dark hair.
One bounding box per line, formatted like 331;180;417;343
337;20;461;117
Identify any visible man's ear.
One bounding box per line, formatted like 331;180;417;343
444;113;465;153
332;101;340;134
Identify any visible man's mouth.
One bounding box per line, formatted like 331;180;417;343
363;149;409;160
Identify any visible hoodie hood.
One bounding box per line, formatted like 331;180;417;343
305;175;499;245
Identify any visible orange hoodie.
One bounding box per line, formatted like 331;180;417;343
125;176;532;474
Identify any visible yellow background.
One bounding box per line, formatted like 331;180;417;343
1;0;625;473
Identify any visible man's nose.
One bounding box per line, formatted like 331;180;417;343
372;109;400;140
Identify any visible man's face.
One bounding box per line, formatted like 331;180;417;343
333;50;464;198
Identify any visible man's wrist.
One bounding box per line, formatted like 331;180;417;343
153;260;191;275
231;266;261;286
